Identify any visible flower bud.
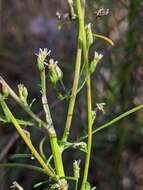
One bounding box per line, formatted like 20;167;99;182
85;23;93;49
18;84;28;105
73;160;81;179
48;59;63;85
89;51;103;74
0;82;9;98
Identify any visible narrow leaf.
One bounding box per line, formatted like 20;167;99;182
94;33;114;46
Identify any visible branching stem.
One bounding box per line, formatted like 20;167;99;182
0;97;55;178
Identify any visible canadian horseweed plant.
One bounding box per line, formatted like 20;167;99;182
0;1;143;190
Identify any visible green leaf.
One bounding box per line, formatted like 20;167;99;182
93;33;114;46
0;114;8;123
16;119;34;126
0;163;45;174
10;154;33;160
80;104;143;140
39;138;46;160
46;155;53;165
0;114;33;126
34;180;49;188
29;98;36;108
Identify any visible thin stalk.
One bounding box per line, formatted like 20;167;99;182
75;179;78;190
77;1;93;190
80;104;143;141
40;69;65;178
62;0;83;142
0;99;55;178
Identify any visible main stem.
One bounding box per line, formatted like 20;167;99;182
62;0;83;143
77;1;93;190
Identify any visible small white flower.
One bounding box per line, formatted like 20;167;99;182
37;48;51;62
94;51;103;60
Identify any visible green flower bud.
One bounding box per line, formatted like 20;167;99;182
18;84;28;105
0;82;9;98
37;48;51;71
73;160;81;179
48;59;63;85
85;23;93;49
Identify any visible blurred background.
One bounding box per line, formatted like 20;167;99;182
0;0;143;189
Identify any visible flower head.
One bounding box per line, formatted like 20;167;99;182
37;48;51;62
37;48;51;71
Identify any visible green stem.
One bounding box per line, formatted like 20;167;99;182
80;104;143;140
62;1;83;142
77;1;93;190
0;99;55;178
40;69;65;178
75;179;78;190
